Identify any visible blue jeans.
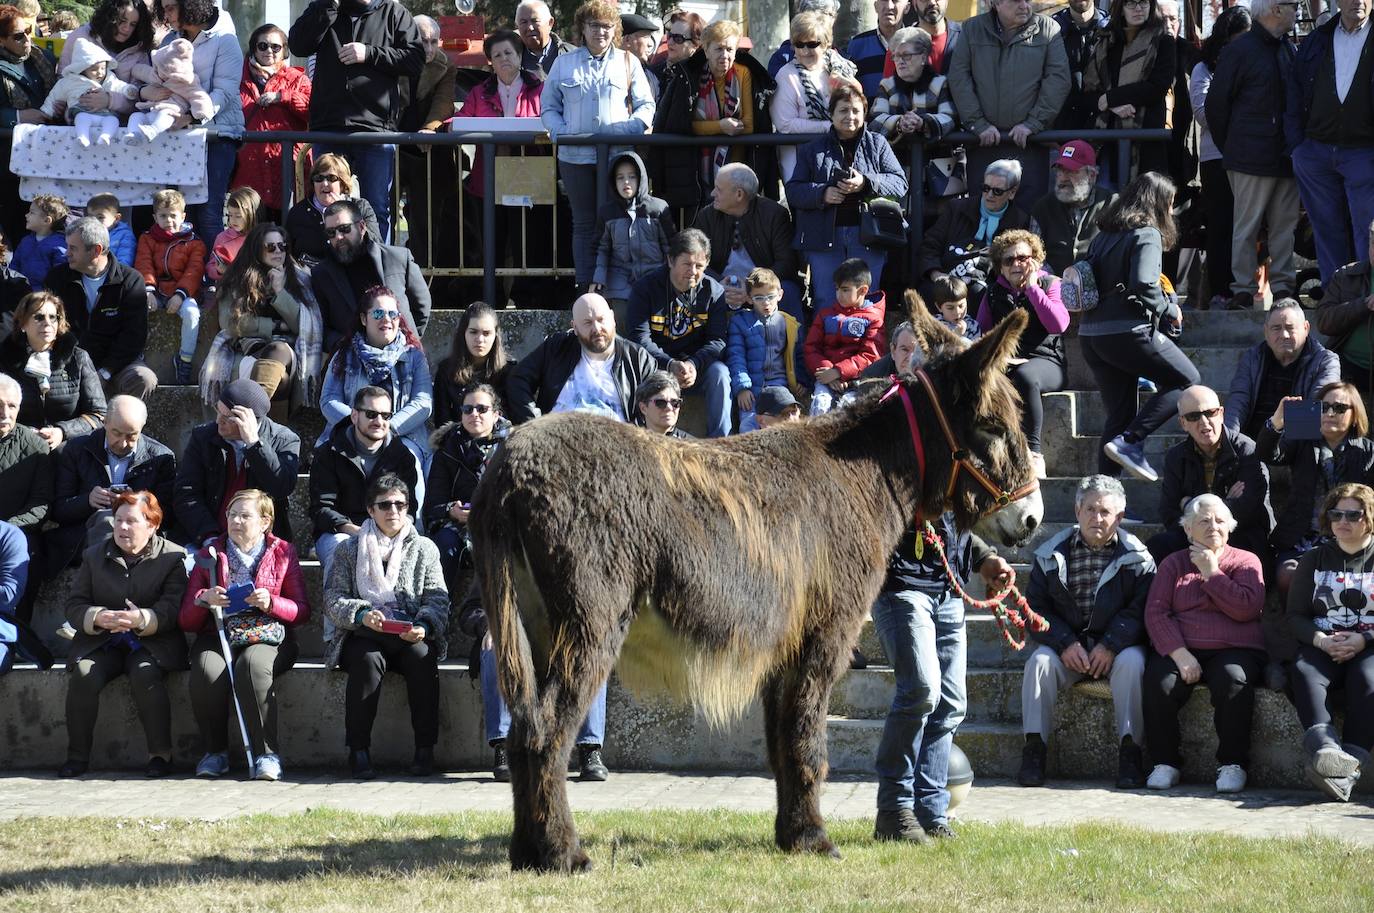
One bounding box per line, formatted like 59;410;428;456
684;359;732;437
151;291;199;361
190;139;238;263
871;588;967;826
559;161;599;285
480;644;606;746
315;142;397;244
805;225;888;312
1292;138;1374;282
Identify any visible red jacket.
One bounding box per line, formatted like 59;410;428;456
233;62;312;211
802;291;887;380
179;533;311;634
136;225;206;299
453;72;543;196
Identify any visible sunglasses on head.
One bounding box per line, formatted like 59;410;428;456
1322;401;1353;415
255;41;283;52
981;184;1011;197
1181;406;1222;423
667;33;699;44
462;403;492;415
1328;508;1366;523
325;223;356;237
650;397;683;409
369;308;399;321
358;408;393;421
372;499;407;512
794;40;823;49
263;241;287;253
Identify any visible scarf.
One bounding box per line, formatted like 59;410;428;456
351;331;410;390
23;347;51;395
1085;25;1161;130
355;517;411;611
0;46;54;111
227;536;265;589
147;223;184;243
695;64;741;183
248;58;277;92
975;199;1006;246
799;65;828;122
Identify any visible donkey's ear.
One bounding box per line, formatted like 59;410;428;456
904;289;963;360
955;308;1027;405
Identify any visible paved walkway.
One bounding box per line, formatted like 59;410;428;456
3;771;1372;846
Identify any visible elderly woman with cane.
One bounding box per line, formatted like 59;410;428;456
181;489;309;781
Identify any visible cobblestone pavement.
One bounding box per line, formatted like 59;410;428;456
2;771;1371;846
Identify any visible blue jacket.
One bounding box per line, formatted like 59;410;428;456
1285;15;1374;150
1225;336;1342;436
1204;22;1295;177
726;308;803;397
625;266;728;370
785;127;909;253
318;339;434;458
13;232;68;291
107;220;136;267
0;518;46;673
541;45;656;165
845;29;893;99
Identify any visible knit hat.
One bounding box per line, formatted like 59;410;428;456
220;378;271;420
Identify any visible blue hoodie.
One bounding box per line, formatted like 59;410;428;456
106;219;136;267
12;232;68;291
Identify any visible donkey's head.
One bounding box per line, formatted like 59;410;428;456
904;293;1043;545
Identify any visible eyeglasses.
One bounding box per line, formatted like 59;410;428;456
371;499;407;512
325;223;356;237
1001;253;1033;266
1181;406;1222;423
586;21;615;31
369;308;399;321
650;397;683;409
358;408;393;421
1322;401;1354;416
263;241;287;253
1328;509;1366;523
255;41;283;52
462;403;493;415
793;40;823;49
667;33;699;44
1122;0;1151;7
312;174;341;184
750;294;780;304
981;184;1011;197
890;52;924;62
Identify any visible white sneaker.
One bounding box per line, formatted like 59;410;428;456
1146;764;1180;790
1216;764;1247;793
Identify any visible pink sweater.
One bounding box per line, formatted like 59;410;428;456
1145;546;1265;656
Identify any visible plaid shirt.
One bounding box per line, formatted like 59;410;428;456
1067;530;1117;631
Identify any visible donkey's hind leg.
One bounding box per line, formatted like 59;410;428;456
761;629;850;858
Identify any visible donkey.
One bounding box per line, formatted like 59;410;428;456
470;306;1041;872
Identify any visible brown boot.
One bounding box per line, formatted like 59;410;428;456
248;359;289;422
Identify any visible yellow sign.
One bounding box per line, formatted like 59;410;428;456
495;155;556;207
34;36;65;60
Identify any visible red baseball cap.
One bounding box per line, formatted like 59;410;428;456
1054;140;1097;171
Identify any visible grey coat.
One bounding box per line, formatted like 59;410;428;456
947;11;1071;135
322;524;449;669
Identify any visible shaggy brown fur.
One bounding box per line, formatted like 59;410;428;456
470;308;1037;873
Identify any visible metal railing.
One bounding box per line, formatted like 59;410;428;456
4;124;1169;306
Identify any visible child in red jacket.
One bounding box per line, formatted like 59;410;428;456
136;188;205;383
802;258;886;415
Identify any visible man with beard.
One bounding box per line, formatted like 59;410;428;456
506;292;658;424
903;0;962;75
1226;299;1341;441
1052;0;1109;130
1029;141;1117;275
311;200;431;352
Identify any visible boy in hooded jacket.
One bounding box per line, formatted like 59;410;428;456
590;152;676;325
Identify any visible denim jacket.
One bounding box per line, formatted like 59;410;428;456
541;46;655;165
318;340;434;458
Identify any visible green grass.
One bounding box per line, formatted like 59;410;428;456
0;810;1368;912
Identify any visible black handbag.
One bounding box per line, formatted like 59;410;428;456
859;197;909;250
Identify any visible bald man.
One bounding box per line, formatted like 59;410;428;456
47;394;177;569
506;293;659;423
1146;385;1273;564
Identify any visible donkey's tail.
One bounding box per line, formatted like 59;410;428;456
479;519;542;748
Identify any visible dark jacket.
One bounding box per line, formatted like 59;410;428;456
1316;259;1374;369
592;152;676;299
625;267;728;371
174;418;300;544
506;333;659;424
308;420;419;537
0;332;106;440
430;357;516;428
1224;337;1342;436
650;47;778;208
883;512;995;596
1052;6;1109;130
284;195;381;266
287;0;425;133
1285;14;1374;150
1079;226;1172;336
1029;185;1117;275
947;10;1071;134
0;46;55;128
1204;22;1295;177
1082;24;1176;134
916;196;1031;279
1028;525;1156;654
1257;425;1374;552
64;535;189;671
311;236;431;351
421;419;507;534
0;424;52;532
1158;428;1274;557
786;127;909;253
692;194;801;287
44;257;148;377
49;427;177;568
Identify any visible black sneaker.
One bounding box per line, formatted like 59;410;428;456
409;745;434;777
1116;736;1145;790
874;808;930;843
924;822;958;840
350;748;376;780
144;756;172;778
1017;737;1047;787
492;742;511;782
579;745;609;782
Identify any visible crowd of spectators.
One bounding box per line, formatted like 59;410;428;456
2;0;1374;834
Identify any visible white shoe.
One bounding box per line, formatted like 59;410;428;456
1216;764;1247;793
1029;451;1047;480
1146;764;1180;790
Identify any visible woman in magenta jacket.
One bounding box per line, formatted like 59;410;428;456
233;23;311;221
180;488;309;782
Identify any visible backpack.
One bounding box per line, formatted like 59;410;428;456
1061;258;1101;312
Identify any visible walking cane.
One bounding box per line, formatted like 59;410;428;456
198;545;256;775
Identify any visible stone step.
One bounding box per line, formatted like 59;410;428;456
831;666;1022;723
856;611;1034;671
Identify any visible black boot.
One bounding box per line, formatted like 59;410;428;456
874;808;930;843
492;741;511;782
409;746;434;777
1017;734;1046;787
350;749;376;780
579;745;609;782
1116;735;1145;789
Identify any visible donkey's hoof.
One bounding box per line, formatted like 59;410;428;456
780;826;841;859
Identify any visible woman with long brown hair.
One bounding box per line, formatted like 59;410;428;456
431;302;514;427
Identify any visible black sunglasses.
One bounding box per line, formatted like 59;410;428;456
1181;406;1222;423
372;499;407;512
358;408;393;421
325;223;356;237
312;173;341;184
1322;401;1353;416
462;403;493;415
667;33;699;44
794;40;823;49
650;397;683;409
263;241;287;253
255;41;283;52
1328;508;1366;523
981;184;1011;197
1001;253;1033;266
